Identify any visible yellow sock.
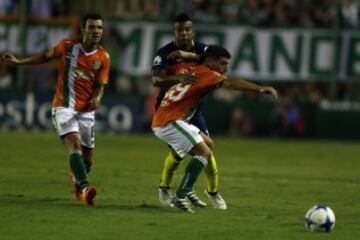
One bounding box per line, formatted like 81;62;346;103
204;153;218;193
159;152;181;188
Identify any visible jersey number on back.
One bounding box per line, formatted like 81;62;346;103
160;84;191;107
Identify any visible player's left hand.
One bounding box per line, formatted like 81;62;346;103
259;86;278;99
86;97;101;111
1;53;20;64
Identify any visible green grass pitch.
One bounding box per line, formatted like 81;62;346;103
0;131;359;240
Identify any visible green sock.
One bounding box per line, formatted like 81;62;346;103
69;151;88;190
176;156;207;199
85;165;91;174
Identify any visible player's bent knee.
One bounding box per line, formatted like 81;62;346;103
190;142;212;161
201;142;212;160
206;139;214;151
201;133;214;150
203;148;212;161
63;132;82;150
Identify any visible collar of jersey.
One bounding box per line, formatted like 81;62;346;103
174;40;195;50
81;46;98;56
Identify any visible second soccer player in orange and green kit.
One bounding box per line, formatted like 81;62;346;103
1;13;110;206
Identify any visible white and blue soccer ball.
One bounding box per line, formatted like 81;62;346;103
304;205;335;232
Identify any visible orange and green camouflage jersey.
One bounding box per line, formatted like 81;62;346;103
152;62;225;128
51;39;110;112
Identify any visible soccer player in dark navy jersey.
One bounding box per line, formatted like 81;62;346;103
152;38;209;133
151;13;227;210
152;41;207;110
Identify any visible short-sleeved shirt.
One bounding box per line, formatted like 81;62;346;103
51;39;110;112
152;62;224;128
151;41;207;109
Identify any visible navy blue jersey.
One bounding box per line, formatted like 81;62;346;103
152;41;207;108
152;41;207;71
151;41;209;134
189;104;208;135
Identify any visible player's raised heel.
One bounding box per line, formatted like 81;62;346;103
187;191;207;208
171;197;194;213
158;187;174;207
67;171;81;201
80;185;97;206
204;190;227;210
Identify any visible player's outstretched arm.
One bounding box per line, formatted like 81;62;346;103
1;49;56;65
152;69;197;87
167;50;201;61
222;77;278;99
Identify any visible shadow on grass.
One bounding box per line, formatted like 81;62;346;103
0;193;173;214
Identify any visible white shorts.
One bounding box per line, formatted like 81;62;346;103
152;120;204;158
52;107;95;148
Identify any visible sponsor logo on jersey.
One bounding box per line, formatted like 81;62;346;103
153;56;162;65
74;68;95;81
92;60;101;70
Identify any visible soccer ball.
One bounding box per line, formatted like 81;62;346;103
304;205;335;232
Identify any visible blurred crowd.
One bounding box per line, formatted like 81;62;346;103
211;80;349;137
0;0;359;28
1;0;359;99
1;0;360;137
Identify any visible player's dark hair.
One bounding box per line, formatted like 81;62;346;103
173;13;191;23
81;13;103;28
203;45;231;59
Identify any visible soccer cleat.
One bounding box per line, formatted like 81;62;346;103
80;185;97;206
204;190;227;210
187;191;207;208
158;187;174;207
171;197;194;213
67;171;81;201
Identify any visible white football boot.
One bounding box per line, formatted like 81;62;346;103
171;197;194;213
204;190;227;210
158;187;174;207
187;191;207;208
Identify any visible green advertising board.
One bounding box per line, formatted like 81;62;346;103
1;19;360;81
109;22;360;81
0;17;77;55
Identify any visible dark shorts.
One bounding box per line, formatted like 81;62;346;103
189;105;209;135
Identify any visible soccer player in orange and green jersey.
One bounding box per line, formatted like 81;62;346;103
152;62;224;128
51;38;109;111
152;45;278;213
1;13;110;206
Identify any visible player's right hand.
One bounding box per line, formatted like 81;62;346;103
259;86;279;99
85;96;101;112
1;53;20;64
177;71;197;85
